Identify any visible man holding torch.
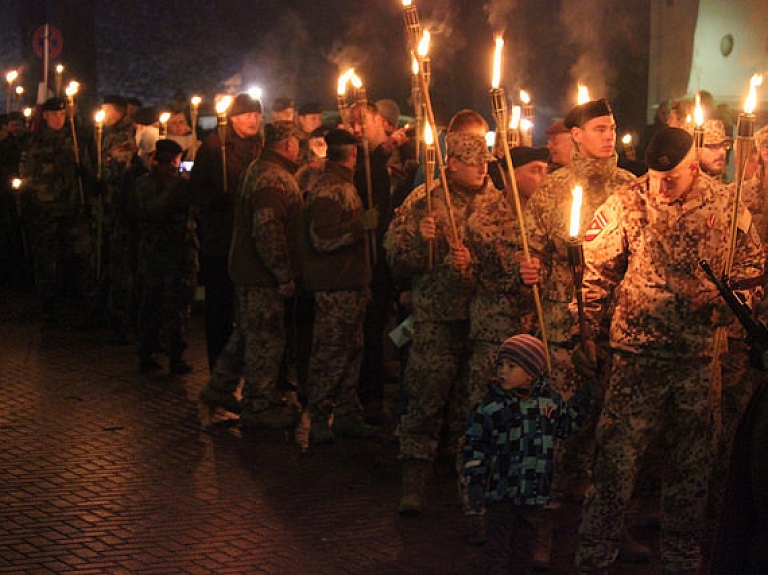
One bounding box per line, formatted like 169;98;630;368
574;127;764;575
524;98;635;507
384;110;493;516
190;93;262;374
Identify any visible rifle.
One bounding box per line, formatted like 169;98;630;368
700;259;768;371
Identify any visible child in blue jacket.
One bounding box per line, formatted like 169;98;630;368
462;334;594;574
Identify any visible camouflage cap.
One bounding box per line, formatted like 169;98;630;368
446;132;494;165
754;124;768;150
264;120;299;144
702;119;730;145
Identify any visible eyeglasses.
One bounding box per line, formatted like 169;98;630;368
703;141;732;151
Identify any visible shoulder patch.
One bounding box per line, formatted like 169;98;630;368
584;209;610;242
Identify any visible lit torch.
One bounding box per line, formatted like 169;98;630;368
14;86;23;111
64;81;84;205
55;64;64;96
424;120;435;269
336;68;355;129
352;73;378;265
401;0;422;54
215;95;232;193
188;95;201;161
508;105;521;149
489;34;550;370
411;57;422;160
577;84;590;105
567;185;591;358
693;92;705;152
159;111;170;139
22;107;32;129
622;133;635;161
94;109;106;281
6;69;17;113
11;177;27;258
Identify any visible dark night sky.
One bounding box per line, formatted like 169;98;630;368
2;0;651;140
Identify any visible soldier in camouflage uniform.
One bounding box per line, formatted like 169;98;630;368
132;139;197;375
99;95;138;343
524;98;635;503
22;97;94;322
300;128;379;443
574;128;764;574
385;113;494;515
200;121;303;429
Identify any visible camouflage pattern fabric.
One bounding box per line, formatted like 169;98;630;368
307;289;370;422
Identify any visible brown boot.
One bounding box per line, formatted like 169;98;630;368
618;528;651;563
398;459;430;516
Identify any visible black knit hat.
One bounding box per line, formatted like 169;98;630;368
496;334;547;377
645;127;693;172
298;102;323;116
102;94;127;110
564;98;613;129
324;128;358;147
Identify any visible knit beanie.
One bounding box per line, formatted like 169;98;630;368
496;334;547;378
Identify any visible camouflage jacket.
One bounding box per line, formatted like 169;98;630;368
132;167;197;277
300;161;370;292
384;175;492;322
742;168;768;243
465;189;535;342
22;126;81;217
582;170;764;358
525;149;635;342
229;149;302;288
101;115;137;205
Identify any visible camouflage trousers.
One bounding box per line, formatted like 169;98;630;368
208;286;287;414
576;352;712;573
399;319;471;461
307;289;370;422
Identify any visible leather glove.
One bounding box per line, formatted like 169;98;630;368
468;484;484;512
572;341;598;380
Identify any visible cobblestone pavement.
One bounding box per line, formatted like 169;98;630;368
0;277;676;574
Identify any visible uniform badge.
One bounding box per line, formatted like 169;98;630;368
584;209;608;242
707;214;716;228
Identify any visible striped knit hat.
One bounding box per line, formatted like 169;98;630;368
496;334;547;377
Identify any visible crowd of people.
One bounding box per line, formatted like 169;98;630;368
1;85;767;575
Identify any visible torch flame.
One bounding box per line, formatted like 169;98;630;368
159;112;171;125
520;90;530;104
521;118;533;131
337;68;355;96
745;73;763;114
412;57;419;76
577;84;590;105
351;73;363;90
12;178;21;190
569;185;583;238
94;110;105;125
23;107;31;118
56;64;64;74
622;133;632;145
65;84;78;98
509;106;521;130
216;95;232;116
424;120;434;146
14;86;23;95
492;36;504;89
402;0;412;6
6;70;17;84
191;96;201;107
418;30;430;57
693;93;704;126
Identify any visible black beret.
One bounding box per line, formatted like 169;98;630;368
645;127;693;172
298;102;323;116
42;97;66;112
564;98;613;129
102;94;127;109
544;119;569;135
324;128;357;147
154;139;183;164
264;120;299;144
126;96;142;107
510;146;551;168
230;93;262;116
133;106;159;126
310;126;329;139
272;96;295;112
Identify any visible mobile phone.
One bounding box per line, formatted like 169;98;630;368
180;161;194;172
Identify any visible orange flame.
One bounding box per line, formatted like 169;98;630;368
745;73;763;114
94;110;105;125
509;105;521;130
569;185;583;237
577;85;590;105
418;30;430;58
693;93;704;126
492;36;504;89
520;90;530;104
337;68;355;96
424;120;434;146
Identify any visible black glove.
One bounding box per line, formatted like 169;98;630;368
468;484;484;512
572;342;598;379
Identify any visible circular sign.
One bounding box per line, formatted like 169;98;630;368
32;25;63;59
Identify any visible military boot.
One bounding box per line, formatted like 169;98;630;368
398;459;430;516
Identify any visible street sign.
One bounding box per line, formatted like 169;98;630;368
32;25;63;59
